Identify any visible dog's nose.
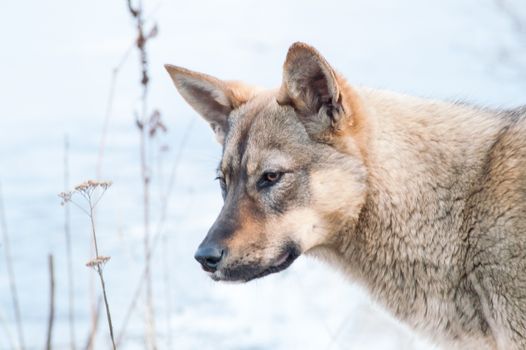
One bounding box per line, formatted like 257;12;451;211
194;245;224;272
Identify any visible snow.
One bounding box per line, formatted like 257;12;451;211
0;0;524;349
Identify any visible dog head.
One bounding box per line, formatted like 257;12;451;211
165;42;368;282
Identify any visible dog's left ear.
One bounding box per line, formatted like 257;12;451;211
277;42;352;140
164;64;257;144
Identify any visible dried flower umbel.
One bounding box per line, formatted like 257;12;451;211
59;180;112;208
59;180;116;349
86;256;111;269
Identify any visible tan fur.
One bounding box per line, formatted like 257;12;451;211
165;42;526;350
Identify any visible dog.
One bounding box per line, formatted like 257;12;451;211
165;42;526;349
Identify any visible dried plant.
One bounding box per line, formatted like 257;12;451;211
96;1;185;347
84;298;102;350
161;235;173;349
125;0;162;348
0;308;16;350
96;41;135;180
45;254;55;350
63;136;77;350
59;180;116;350
0;182;25;350
116;120;194;347
97;0;161;181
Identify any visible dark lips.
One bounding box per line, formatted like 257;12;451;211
209;244;301;282
247;245;300;281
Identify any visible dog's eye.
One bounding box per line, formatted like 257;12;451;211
257;171;283;189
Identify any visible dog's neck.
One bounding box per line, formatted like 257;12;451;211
308;89;506;343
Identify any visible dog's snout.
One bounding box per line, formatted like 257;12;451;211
194;245;224;272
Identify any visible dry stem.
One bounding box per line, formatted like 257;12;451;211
0;182;25;350
0;309;16;350
63;136;77;350
126;0;159;348
96;42;135;180
45;254;55;350
60;181;116;350
162;235;173;349
86;190;116;350
116;120;194;345
83;298;102;350
96;0;160;180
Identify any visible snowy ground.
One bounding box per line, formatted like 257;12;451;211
0;0;525;349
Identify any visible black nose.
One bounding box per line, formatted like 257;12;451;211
194;245;224;272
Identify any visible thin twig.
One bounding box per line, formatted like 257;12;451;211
96;1;161;180
64;136;77;350
93;38;136;350
87;195;116;350
83;298;102;350
162;235;173;350
46;254;55;350
88;204;101;258
95;3;160;180
0;308;16;350
115;281;141;347
116;120;194;346
0;182;25;350
96;70;117;180
61;181;115;350
158;120;195;226
87;258;98;350
126;0;158;348
96;43;134;180
97;264;116;350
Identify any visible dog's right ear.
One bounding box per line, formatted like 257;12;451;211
164;65;256;144
277;43;357;144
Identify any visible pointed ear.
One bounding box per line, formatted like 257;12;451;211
277;42;351;140
164;65;256;143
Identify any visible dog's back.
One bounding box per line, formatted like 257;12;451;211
342;95;526;349
465;107;526;349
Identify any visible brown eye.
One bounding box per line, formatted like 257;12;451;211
258;171;283;189
265;172;279;182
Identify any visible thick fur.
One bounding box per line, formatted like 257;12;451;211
165;42;526;349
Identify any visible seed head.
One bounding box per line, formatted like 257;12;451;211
86;256;111;269
58;191;73;205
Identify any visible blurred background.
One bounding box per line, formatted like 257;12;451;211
0;0;525;349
